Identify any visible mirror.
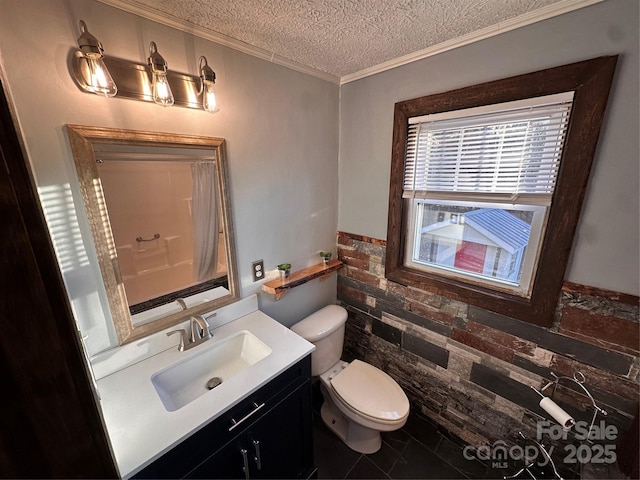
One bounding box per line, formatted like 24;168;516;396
66;125;239;344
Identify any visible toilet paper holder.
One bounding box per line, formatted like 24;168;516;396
504;371;608;480
531;371;607;439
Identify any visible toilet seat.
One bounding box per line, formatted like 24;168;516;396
329;360;409;425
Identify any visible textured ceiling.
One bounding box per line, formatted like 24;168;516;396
100;0;595;81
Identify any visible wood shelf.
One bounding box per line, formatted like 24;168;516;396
262;259;343;300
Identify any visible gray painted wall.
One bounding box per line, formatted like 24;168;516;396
338;0;639;296
0;0;637;356
0;0;339;356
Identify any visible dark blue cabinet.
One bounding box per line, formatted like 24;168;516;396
134;355;315;479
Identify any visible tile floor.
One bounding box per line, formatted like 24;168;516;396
312;407;493;479
310;383;590;480
311;382;495;479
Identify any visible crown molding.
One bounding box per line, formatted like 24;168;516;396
98;0;604;86
96;0;341;84
340;0;605;84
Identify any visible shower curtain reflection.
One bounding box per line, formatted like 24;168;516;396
191;161;219;282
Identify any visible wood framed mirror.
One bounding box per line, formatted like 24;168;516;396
66;125;239;344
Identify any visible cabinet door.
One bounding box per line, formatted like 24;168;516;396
188;437;248;479
244;381;314;479
187;381;314;479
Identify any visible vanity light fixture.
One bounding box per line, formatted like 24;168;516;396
73;20;117;97
70;21;220;111
198;56;219;113
148;41;174;106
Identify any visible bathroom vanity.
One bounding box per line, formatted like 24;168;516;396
66;126;317;478
134;356;313;479
93;296;316;479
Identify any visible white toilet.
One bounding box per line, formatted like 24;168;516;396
291;304;410;454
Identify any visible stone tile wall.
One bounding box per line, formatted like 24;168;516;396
336;231;639;474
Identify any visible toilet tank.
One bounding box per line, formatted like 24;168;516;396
291;305;348;376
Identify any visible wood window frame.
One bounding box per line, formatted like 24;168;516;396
386;56;618;327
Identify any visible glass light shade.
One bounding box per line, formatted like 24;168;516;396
75;20;117;97
83;56;118;97
152;72;174;106
202;81;219;113
198;56;219;114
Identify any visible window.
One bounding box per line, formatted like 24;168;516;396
403;93;573;298
386;57;617;327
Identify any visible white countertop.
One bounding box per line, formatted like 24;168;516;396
95;308;314;478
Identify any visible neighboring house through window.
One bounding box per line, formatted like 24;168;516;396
419;207;529;283
385;57;617;327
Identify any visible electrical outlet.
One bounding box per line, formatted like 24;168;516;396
252;259;265;282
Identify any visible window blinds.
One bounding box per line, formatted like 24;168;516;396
403;93;574;205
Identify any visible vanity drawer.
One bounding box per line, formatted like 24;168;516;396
133;355;312;479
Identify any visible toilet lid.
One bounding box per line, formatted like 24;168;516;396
330;360;409;422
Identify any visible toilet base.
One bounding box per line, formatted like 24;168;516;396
319;384;382;454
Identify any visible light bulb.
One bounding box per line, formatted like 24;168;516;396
75;20;117;97
152;72;174;106
84;56;117;97
202;81;219;113
148;41;174;107
198;56;219;114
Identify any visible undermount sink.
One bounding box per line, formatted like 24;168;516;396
151;330;272;412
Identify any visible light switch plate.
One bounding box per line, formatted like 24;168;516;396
252;259;265;282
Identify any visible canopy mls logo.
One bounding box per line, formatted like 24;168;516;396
463;440;547;470
463;420;618;469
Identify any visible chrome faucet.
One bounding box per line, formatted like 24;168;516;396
167;313;216;351
190;314;212;343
